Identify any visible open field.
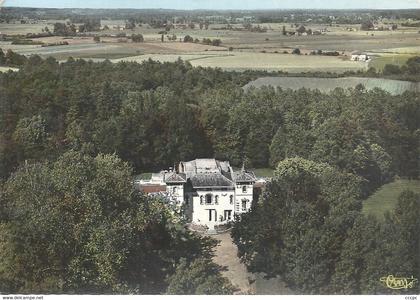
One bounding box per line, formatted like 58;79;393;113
0;20;61;35
109;51;367;72
244;76;420;94
369;54;413;70
1;19;420;72
362;179;420;220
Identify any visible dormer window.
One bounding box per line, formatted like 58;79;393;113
173;186;177;193
200;196;204;205
242;185;247;193
215;195;219;205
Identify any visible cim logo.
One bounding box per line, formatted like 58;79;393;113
380;275;418;290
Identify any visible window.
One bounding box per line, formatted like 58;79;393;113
230;195;234;205
173;186;177;193
224;210;232;220
242;185;247;193
200;196;204;205
206;194;212;205
208;209;216;221
242;200;247;211
215;195;219;205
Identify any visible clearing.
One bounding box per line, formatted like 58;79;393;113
362;179;420;220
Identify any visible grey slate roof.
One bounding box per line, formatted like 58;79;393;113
189;173;234;188
165;172;187;183
234;171;257;182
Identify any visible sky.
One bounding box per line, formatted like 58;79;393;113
3;0;420;10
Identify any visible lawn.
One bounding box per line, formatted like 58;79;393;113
251;168;275;178
362;179;420;220
134;173;152;181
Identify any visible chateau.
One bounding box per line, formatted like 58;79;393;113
139;158;257;229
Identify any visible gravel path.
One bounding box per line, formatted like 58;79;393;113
211;232;255;294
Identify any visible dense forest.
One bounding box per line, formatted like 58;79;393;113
0;52;419;294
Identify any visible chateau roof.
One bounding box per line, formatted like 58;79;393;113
189;173;234;188
165;172;187;183
234;171;257;182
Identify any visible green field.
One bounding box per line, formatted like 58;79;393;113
369;54;414;71
244;76;420;95
362;179;420;219
108;51;367;73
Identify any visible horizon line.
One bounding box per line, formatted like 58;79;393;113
4;6;420;10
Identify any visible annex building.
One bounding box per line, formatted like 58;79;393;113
139;158;257;229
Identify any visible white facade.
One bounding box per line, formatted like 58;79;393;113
166;183;185;208
145;158;257;229
234;183;254;213
187;189;236;225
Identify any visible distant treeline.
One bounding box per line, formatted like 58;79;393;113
1;7;419;24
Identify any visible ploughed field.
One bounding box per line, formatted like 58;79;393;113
244;76;420;95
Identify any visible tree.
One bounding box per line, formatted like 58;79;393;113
331;215;383;294
13;115;49;161
131;33;144;43
0;151;218;293
183;35;194;43
125;19;136;30
332;190;420;295
212;39;222;46
232;157;362;294
383;64;401;75
406;56;420;75
361;20;374;31
282;25;287;35
166;258;235;294
292;48;301;55
0;48;5;65
93;36;100;43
